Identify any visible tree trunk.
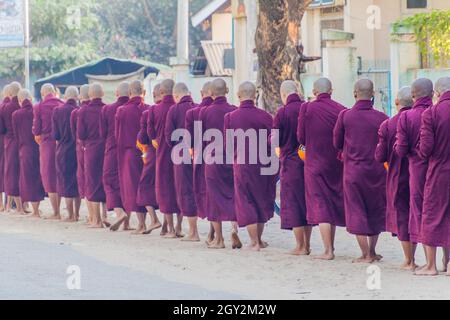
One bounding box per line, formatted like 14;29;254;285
255;0;312;114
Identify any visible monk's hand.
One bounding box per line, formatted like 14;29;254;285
34;136;42;145
384;162;389;172
152;140;159;150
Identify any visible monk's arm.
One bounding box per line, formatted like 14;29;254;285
333;110;346;150
51;109;61;141
271;108;283;147
374;120;389;163
70;110;77;140
32;105;42;136
418;108;435;159
147;109;156;140
100;107;108;141
114;108;121;142
0;111;6;135
77;110;88;141
137;111;150;145
394;113;409;158
11;113;18;140
297;103;307;145
164;108;176;147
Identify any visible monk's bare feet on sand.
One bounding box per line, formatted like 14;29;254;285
244;244;261;252
63;217;77;223
103;220;111;228
208;238;225;249
109;215;127;232
374;254;383;261
352;256;376;264
182;234;201;242
45;214;61;220
260;241;269;249
132;226;147;235
143;222;162;235
89;223;104;229
400;261;418;271
163;232;177;239
231;232;243;250
314;252;335;260
289;248;311;256
28;213;41;219
414;266;439;276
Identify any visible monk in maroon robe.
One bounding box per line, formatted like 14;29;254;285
165;83;198;241
77;83;107;228
52;86;80;222
375;87;415;270
274;80;310;256
33;83;64;219
0;82;23;213
100;82;129;230
0;85;10;212
416;77;450;277
147;79;182;238
333;79;388;263
199;79;242;249
395;78;433;248
297;78;346;260
116;80;158;234
224;82;276;251
136;84;162;235
185;82;215;243
12;90;45;217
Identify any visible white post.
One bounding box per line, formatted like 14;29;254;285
24;0;30;89
170;0;190;83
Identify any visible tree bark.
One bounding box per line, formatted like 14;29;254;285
255;0;312;114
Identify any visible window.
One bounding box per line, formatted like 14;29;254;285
407;0;427;9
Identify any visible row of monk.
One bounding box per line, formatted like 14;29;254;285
0;76;449;277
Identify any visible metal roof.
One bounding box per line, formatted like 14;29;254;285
201;41;233;76
192;0;229;27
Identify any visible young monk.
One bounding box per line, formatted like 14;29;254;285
297;78;346;260
77;83;107;228
0;82;23;214
115;80;150;234
185;82;215;243
52;86;80;222
333;79;388;263
100;82;129;231
416;77;450;276
147;79;182;238
70;84;90;218
273;80;310;255
0;85;11;212
12;89;45;217
33;83;63;219
136;84;162;235
375;87;415;270
165;83;198;241
224;81;276;251
199;79;242;249
396;78;433;249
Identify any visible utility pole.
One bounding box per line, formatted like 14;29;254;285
24;0;31;89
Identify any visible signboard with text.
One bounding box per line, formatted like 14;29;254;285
0;0;24;48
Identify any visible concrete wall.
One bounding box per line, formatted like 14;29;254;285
212;13;233;42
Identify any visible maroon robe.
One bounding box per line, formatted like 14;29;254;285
100;96;129;210
165;96;197;217
273;94;307;230
185;96;213;219
77;98;106;202
199;96;237;223
297;93;346;227
0;97;10;193
224;100;276;228
333;100;388;236
52;99;79;198
12;100;45;202
375;107;411;241
419;91;450;248
115;96;146;213
395;96;432;243
70;101;88;199
33;94;63;193
137;107;158;208
0;96;20;196
147;95;179;214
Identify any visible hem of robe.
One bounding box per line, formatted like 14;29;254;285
58;192;80;198
420;234;449;248
20;196;45;202
157;203;180;215
307;217;346;228
346;228;383;237
237;215;272;228
105;196;123;212
86;196;106;203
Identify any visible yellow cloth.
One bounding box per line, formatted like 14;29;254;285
298;146;306;161
152;140;159;150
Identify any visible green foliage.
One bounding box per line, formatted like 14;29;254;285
393;10;450;68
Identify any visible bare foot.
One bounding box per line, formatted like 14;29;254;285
400;261;418;271
103;221;111;228
289;248;311;256
231;232;243;250
89;223;104;229
182;234;201;242
208;239;225;249
375;254;383;261
244;244;261;252
163;232;177;239
352;256;376;264
414;267;439;276
143;222;162;235
110;215;127;232
260;241;269;249
314;252;335;260
132;227;147;235
176;231;185;238
28;213;41;219
45;215;61;220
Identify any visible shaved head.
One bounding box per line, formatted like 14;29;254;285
153;84;162;102
2;84;10;98
117;81;130;97
313;77;332;95
18;89;32;105
9;82;22;97
160;79;175;96
280;80;298;104
435;77;450;96
396;86;413;110
211;78;228;97
89;83;104;99
80;84;90;101
41;83;56;97
354;79;374;101
238;81;256;101
173;82;190;103
65;86;79;100
129;80;144;97
411;78;433;100
201;81;213;98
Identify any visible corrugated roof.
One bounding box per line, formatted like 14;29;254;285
201;41;233;77
192;0;229;27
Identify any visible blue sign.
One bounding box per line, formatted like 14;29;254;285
0;0;24;48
